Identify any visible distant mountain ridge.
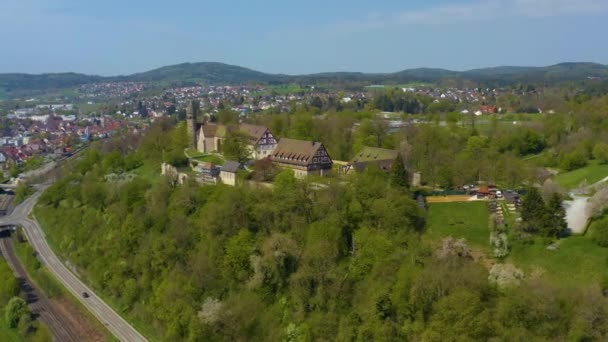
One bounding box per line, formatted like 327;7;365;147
1;62;607;99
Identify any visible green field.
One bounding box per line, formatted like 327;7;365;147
424;202;491;252
507;235;608;287
78;103;104;114
424;201;607;287
553;160;608;189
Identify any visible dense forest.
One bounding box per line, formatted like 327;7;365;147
33;110;608;341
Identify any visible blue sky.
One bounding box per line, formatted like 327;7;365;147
0;0;607;75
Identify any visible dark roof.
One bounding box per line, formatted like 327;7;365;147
351;147;399;163
271;138;327;167
351;159;394;173
239;124;268;145
221;160;241;173
202;123;226;138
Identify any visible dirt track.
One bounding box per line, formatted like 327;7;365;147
426;195;476;203
0;232;105;342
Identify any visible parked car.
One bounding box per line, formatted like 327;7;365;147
496;190;503;198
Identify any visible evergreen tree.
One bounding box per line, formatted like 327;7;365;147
521;187;546;233
390;153;409;188
545;192;567;238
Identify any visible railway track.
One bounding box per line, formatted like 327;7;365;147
0;233;82;342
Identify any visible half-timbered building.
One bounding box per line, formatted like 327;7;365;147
196;123;276;160
239;124;278;160
270;138;333;178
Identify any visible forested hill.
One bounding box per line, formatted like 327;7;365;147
33;119;608;341
1;62;607;98
0;73;103;98
121;62;289;84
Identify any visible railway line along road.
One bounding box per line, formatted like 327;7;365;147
0;185;147;342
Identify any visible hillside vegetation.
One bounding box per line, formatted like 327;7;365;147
33;120;608;341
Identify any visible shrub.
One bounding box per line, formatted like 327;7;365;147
592;217;608;248
560;149;588;171
490;232;510;258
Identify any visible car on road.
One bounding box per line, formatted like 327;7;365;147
82;292;90;299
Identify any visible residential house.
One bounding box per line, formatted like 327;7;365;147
196;123;277;160
270;138;332;178
220;160;240;186
343;147;399;174
238;124;277;160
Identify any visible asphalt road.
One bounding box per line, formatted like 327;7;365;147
0;186;147;342
0;233;82;341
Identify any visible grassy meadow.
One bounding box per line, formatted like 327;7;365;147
554;160;608;189
424;201;608;287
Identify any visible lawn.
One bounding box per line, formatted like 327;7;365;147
553;160;608;189
185;148;204;158
507;235;608;287
193;154;225;166
424;201;491;252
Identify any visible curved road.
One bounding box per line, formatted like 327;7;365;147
0;186;147;342
0;233;83;341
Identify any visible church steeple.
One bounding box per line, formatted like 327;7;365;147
186;100;199;149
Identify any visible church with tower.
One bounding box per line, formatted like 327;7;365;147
186;100;277;160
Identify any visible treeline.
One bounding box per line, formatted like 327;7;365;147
33;123;608;341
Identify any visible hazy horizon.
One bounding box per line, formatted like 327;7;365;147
1;0;607;75
1;60;605;77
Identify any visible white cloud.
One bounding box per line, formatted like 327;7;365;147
328;0;608;35
512;0;608;17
